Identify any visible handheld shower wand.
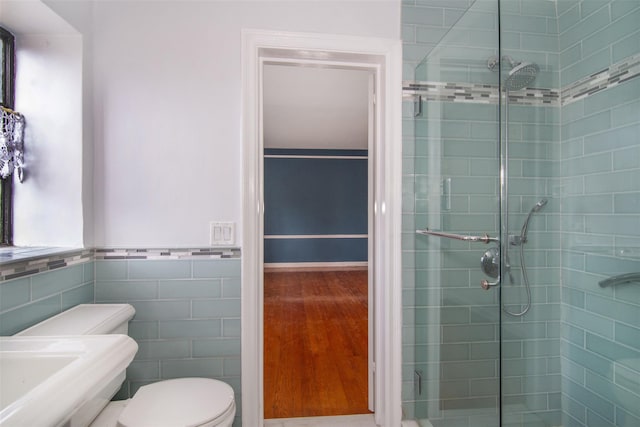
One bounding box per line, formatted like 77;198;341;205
521;199;548;243
503;198;548;317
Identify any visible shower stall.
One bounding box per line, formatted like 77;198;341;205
402;0;640;426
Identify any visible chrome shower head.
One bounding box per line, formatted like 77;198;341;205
504;61;539;91
520;198;548;242
532;198;548;212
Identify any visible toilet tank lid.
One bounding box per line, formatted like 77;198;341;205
16;304;136;336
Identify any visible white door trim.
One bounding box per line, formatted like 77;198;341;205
367;71;375;412
241;29;403;427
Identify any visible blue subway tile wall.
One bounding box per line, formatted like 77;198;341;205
402;0;477;79
0;252;94;336
95;257;242;427
559;1;640;426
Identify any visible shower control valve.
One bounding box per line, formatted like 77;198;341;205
481;278;500;290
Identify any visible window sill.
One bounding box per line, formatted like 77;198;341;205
0;246;86;266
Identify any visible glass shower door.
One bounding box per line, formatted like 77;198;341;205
496;0;561;425
404;1;640;426
408;1;503;425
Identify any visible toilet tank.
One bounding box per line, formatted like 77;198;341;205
16;304;136;336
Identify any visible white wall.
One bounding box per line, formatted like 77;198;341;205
43;0;97;248
13;33;84;247
1;0;85;247
90;0;400;247
263;65;370;150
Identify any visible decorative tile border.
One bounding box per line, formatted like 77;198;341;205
561;53;640;106
403;81;499;104
403;53;640;108
0;247;242;281
507;87;559;105
94;247;241;260
402;81;559;106
0;248;93;281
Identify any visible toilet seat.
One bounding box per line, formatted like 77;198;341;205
117;378;235;427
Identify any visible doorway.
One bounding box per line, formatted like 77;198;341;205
261;63;372;418
241;30;403;427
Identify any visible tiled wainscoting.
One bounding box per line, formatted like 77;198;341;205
0;249;94;335
94;257;241;399
0;248;242;427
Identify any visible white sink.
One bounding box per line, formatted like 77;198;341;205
0;335;138;427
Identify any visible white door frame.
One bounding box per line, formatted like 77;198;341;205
241;29;403;427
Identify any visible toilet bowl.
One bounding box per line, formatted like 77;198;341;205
17;304;236;427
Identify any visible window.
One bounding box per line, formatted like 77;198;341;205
0;27;15;245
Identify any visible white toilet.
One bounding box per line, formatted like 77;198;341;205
17;304;236;427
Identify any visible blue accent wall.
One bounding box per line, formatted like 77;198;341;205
264;238;367;263
264;149;368;263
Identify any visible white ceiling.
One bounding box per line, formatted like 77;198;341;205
263;64;371;150
0;0;78;35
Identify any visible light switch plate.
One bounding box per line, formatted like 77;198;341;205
210;222;235;246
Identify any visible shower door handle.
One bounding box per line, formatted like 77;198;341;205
481;278;500;290
416;229;499;243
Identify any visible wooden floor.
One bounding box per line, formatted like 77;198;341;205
264;270;370;419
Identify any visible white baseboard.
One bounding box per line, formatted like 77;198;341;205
264;261;368;272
